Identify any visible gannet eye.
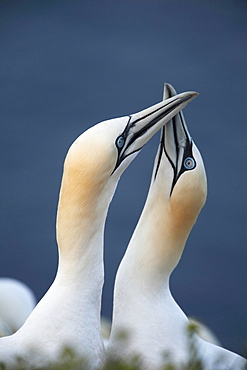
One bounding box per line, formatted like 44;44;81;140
184;157;195;170
116;136;125;149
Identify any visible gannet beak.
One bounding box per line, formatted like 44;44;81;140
113;90;198;172
161;83;196;193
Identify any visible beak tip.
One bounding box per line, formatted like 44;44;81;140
191;91;200;99
163;84;199;102
164;82;174;94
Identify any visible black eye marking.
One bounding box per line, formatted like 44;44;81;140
170;141;197;196
179;142;197;177
183;156;195;170
111;119;132;175
116;136;125;149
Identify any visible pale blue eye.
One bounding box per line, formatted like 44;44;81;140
184;157;195;170
116;136;125;148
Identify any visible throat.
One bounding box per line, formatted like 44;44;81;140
54;184;110;306
55;219;105;300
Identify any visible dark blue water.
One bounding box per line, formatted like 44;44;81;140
0;0;246;355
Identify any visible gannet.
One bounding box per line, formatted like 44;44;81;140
107;84;246;369
0;278;36;337
0;90;198;369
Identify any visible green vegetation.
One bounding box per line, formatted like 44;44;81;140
0;325;246;370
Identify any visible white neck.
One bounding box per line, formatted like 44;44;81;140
12;156;119;368
108;153;201;366
109;182;191;363
55;155;119;293
114;174;193;290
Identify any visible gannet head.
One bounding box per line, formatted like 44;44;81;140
154;84;207;238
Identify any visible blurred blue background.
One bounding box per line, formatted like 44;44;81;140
0;0;246;356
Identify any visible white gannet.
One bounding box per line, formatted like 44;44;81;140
0;278;36;337
0;90;198;369
107;84;246;369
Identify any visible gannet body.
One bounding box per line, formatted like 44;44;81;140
0;278;36;337
107;84;246;369
0;91;197;369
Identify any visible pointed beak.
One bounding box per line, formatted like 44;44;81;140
159;83;196;193
115;90;198;169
